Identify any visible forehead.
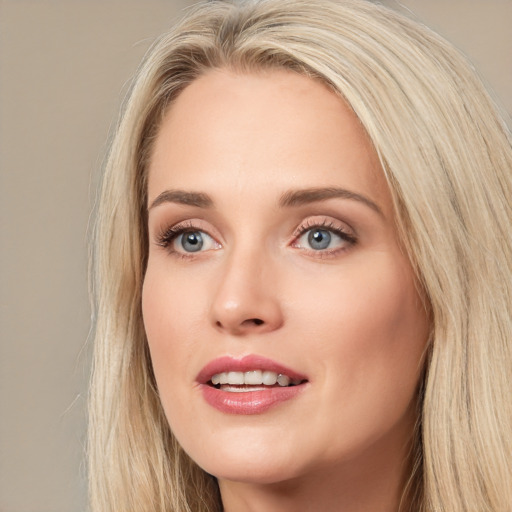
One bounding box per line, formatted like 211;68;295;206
147;68;391;216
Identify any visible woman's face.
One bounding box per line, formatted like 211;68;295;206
143;69;429;485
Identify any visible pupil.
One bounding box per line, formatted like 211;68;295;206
308;229;331;250
182;231;203;252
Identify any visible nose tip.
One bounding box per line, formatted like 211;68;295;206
210;274;283;336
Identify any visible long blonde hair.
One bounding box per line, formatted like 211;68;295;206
89;1;512;510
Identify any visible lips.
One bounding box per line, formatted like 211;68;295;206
197;355;308;415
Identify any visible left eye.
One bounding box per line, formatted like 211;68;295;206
296;228;347;251
173;230;217;253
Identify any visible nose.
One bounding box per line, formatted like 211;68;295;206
210;248;284;336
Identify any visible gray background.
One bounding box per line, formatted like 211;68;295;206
0;1;510;511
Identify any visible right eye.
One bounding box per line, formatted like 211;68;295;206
156;222;221;257
173;230;218;253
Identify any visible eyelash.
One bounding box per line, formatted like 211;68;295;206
292;218;357;257
155;218;357;258
156;220;206;253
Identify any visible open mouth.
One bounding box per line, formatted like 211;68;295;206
199;356;308;413
208;370;307;392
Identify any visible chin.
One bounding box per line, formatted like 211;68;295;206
183;429;309;485
203;458;303;486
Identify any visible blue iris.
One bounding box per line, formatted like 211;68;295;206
181;231;203;252
308;229;331;250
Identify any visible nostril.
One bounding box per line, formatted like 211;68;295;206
214;317;268;332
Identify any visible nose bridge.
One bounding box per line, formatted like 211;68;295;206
210;239;283;335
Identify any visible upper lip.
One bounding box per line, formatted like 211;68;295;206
196;354;308;384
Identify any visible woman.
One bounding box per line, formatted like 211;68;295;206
88;0;512;511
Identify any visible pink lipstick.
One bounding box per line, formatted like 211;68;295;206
197;355;308;415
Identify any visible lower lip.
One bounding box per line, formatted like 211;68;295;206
200;384;306;415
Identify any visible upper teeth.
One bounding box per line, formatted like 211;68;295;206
211;370;296;387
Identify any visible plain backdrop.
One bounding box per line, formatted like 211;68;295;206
0;1;510;511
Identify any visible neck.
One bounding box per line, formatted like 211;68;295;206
218;430;416;512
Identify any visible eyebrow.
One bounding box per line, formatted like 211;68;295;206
148;189;214;210
148;186;383;216
279;187;383;216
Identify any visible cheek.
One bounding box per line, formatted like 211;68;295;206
141;262;204;395
291;255;428;434
293;256;427;355
142;255;212;336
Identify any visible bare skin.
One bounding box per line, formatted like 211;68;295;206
143;68;429;512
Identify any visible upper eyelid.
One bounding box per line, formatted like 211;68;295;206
157;219;213;237
155;219;222;250
290;216;358;251
292;217;355;237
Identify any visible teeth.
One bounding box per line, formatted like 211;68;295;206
220;385;267;393
262;370;278;385
210;370;299;387
277;374;290;386
227;371;244;385
245;370;263;384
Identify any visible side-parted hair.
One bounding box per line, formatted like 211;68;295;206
89;1;512;511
